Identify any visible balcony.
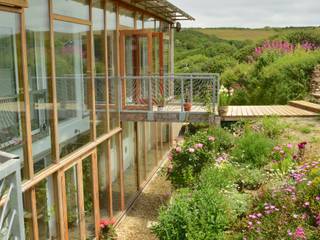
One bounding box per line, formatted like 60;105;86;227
108;73;220;123
0;152;25;240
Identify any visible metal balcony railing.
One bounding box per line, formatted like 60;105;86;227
109;73;220;115
0;152;25;240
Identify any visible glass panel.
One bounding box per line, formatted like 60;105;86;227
155;20;160;32
65;165;80;239
82;156;95;238
54;21;91;158
98;141;110;218
93;1;108;137
106;2;119;130
25;0;53;173
119;8;134;29
0;12;27;178
138;122;146;183
136;14;143;30
35;177;57;239
53;0;89;20
144;17;155;30
146;122;157;176
162;123;170;155
122;122;138;205
111;135;121;215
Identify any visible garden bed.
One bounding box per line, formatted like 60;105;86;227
152;117;320;240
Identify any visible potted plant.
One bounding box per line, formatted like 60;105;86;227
183;92;192;112
100;218;117;240
157;95;166;111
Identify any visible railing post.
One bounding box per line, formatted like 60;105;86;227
190;75;193;104
148;75;153;111
180;76;184;112
212;76;216;115
118;76;122;112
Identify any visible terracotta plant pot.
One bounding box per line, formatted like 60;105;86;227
183;102;192;111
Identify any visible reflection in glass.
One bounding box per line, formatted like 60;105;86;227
146;122;157;176
136;14;143;29
25;0;53;173
106;2;119;130
65;166;80;239
93;1;108;137
144;17;155;30
98;141;110;218
138;122;146;183
122;122;138;205
82;156;95;238
119;8;134;29
53;0;89;20
35;177;57;239
54;21;91;158
0;11;27;177
111;135;121;215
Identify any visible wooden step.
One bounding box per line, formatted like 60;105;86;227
289;100;320;113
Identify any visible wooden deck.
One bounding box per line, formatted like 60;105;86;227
221;104;319;121
120;101;320;123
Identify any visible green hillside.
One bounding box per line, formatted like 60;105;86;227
192;27;320;42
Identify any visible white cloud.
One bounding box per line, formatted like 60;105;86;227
170;0;320;28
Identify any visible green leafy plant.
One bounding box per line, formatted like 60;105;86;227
231;132;274;167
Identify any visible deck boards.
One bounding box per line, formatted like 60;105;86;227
222;105;318;121
120;102;319;123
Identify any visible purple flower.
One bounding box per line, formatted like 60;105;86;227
303;202;310;208
298;141;307;150
316;195;320;201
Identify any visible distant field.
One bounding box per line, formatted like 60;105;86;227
194;27;318;42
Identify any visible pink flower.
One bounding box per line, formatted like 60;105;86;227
315;195;320;201
208;136;215;142
195;143;203;149
175;146;182;153
287;143;293;149
303;202;310;208
188;148;195;153
294;227;306;239
298;141;307;150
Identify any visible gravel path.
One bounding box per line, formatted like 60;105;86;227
116;168;172;240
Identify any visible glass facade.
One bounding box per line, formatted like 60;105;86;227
53;0;90;20
54;21;91;158
0;1;174;239
0;11;26;176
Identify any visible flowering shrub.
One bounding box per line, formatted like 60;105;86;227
254;40;318;57
237;155;320;239
168;128;233;188
99;219;117;240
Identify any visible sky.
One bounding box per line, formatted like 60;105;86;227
170;0;320;28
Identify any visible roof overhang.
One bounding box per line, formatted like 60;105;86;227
130;0;195;22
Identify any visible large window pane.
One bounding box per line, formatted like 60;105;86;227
82;156;95;238
93;1;108;137
144;17;155;30
35;177;57;239
65;165;80;239
53;0;89;20
25;0;53;173
0;11;27;178
111;135;121;215
119;8;134;29
54;21;91;158
106;2;119;130
98;141;110;218
122;122;138;205
146;122;157;176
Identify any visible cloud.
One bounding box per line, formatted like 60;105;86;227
170;0;320;28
